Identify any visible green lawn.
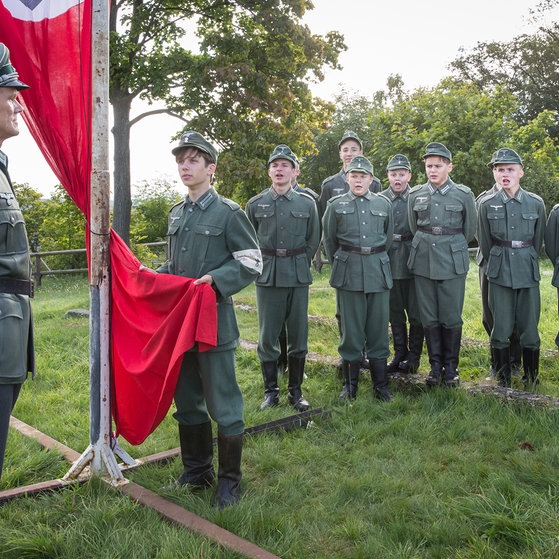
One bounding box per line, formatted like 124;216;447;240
2;259;559;558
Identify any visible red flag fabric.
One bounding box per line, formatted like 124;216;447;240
0;0;92;215
0;1;218;444
110;231;217;445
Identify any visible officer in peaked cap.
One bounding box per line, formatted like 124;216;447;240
246;144;320;413
381;155;424;377
408;142;477;388
0;43;34;481
322;155;394;402
159;130;261;508
478;147;545;388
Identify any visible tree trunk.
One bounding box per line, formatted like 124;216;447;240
111;93;132;245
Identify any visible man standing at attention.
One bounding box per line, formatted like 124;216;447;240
479;148;545;388
408;142;476;387
322;155;394;401
381;154;424;375
0;43;35;481
157;131;261;508
246;145;320;412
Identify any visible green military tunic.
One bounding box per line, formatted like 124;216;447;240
246;187;320;362
408;178;477;327
158;187;261;434
0;151;34;384
322;191;394;361
318;169;381;218
381;186;420;327
478;188;546;349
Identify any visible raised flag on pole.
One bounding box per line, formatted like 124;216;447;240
0;0;218;447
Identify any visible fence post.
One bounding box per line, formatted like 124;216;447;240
33;253;42;287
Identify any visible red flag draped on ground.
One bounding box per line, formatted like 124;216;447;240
0;0;217;445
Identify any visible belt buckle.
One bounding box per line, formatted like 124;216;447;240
511;240;523;249
432;226;443;235
362;246;372;254
276;248;287;256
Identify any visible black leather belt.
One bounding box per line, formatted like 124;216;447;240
492;238;533;249
340;244;386;255
393;234;413;242
418;226;463;235
260;247;307;257
0;277;34;297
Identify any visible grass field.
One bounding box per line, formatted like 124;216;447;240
2;258;559;558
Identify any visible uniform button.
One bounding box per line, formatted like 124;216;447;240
205;230;210;235
362;235;366;239
10;216;14;222
362;222;366;225
185;227;190;232
280;213;284;216
188;208;193;212
432;243;436;247
511;226;515;229
181;248;186;252
280;226;285;230
434;217;439;220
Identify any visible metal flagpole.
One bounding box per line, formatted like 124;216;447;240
63;0;137;485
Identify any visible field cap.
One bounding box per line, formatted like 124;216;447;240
386;154;411;171
267;144;297;168
338;130;363;150
0;43;29;90
172;131;218;163
346;155;374;176
422;142;452;161
487;147;523;168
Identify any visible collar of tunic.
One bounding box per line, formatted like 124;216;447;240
269;186;295;200
385;187;410;201
499;188;524;204
186;187;217;210
347;190;373;201
428;179;452;195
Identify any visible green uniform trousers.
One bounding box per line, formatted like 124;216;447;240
389;278;421;326
256;285;309;362
337;288;390;361
414;275;466;329
173;348;244;436
488;283;540;349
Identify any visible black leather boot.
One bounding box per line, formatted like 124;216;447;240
424;325;443;386
509;329;522;376
492;346;511;388
287;356;310;411
340;360;360;401
369;359;392;401
442;326;462;387
176;422;215;488
387;323;408;373
522;348;540;389
260;361;280;410
399;324;424;374
339;360;351;400
213;431;243;509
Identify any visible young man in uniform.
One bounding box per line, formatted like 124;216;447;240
545;202;559;350
478;148;546;388
158;131;262;508
381;154;423;375
0;43;34;481
322;155;394;401
246;145;320;412
408;142;477;387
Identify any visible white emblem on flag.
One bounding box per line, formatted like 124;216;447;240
1;0;84;21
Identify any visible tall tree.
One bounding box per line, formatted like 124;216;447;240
110;0;345;242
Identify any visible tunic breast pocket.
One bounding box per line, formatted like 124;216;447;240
193;224;224;258
445;204;463;228
486;211;506;235
253;209;275;236
370;208;388;233
334;206;355;234
412;203;429;226
289;210;310;236
521;212;539;235
0;211;28;254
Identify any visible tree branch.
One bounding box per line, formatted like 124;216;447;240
129;108;188;128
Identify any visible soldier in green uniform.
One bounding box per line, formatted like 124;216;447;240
381;154;424;375
0;44;34;480
476;183;522;379
322;155;394;401
478;148;546;387
158;131;262;508
246;145;320;412
408;142;476;387
545;202;559;349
